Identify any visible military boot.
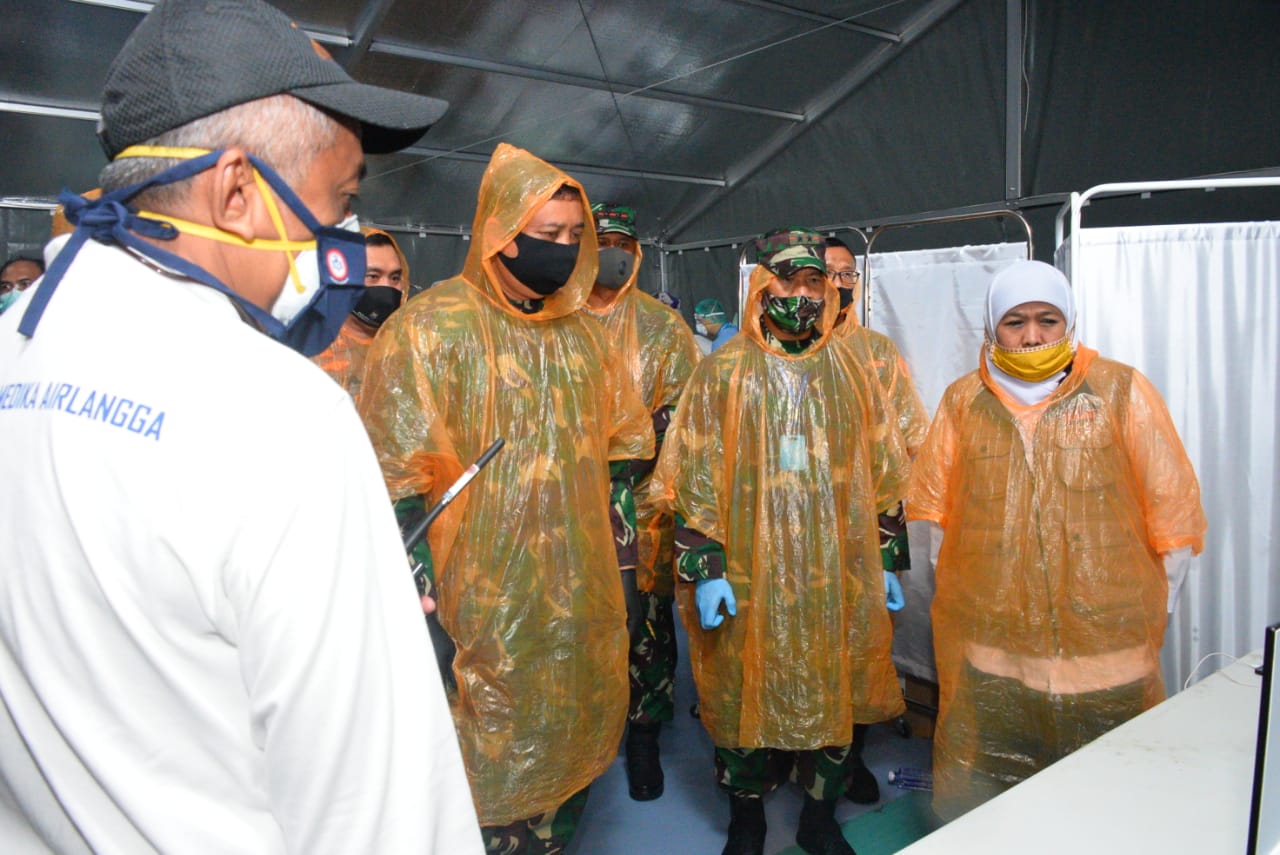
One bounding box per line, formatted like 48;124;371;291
624;721;664;801
845;725;879;804
796;793;856;855
721;794;767;855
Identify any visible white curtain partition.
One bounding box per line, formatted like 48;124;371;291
1062;221;1280;694
868;242;1029;682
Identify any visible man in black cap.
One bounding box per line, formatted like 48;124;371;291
0;1;482;853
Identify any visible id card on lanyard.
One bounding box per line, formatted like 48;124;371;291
777;364;810;472
780;434;807;471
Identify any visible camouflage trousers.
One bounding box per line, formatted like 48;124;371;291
480;787;590;855
715;744;852;801
628;591;677;726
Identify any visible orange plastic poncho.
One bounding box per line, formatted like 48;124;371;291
907;344;1207;818
834;311;928;455
358;143;653;825
650;266;910;749
582;247;701;596
311;227;408;404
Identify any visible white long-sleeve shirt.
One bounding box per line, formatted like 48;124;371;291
0;240;482;854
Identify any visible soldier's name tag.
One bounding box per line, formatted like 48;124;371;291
780;434;807;471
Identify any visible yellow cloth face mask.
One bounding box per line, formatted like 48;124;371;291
114;145;317;295
989;338;1074;381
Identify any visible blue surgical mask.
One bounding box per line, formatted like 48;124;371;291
19;146;366;357
0;290;20;314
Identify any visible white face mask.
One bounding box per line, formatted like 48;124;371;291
695;321;709;336
271;213;362;324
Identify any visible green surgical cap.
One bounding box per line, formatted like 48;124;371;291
694;298;728;321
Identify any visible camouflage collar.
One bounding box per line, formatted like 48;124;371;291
761;318;815;354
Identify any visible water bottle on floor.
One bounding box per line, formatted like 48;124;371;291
888;767;932;791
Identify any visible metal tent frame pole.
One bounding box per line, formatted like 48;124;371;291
1055;176;1280;288
861;209;1033;326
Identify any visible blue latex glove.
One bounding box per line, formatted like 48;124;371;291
884;571;905;612
695;578;737;629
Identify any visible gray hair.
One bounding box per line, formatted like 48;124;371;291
98;94;343;210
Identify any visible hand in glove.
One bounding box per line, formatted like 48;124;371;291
621;568;643;640
695;578;736;630
884;571;905;612
1164;547;1193;614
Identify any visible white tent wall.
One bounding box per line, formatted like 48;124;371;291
1061;221;1280;694
865;241;1028;681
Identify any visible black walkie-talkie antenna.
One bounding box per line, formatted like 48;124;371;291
404;437;505;591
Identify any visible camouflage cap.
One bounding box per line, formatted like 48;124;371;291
592;202;638;238
753;226;827;279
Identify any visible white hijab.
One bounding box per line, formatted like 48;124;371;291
983;260;1076;406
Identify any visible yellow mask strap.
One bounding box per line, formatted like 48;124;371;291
116;145;312;294
115;145;215;160
132;211;314;253
249;168;309;294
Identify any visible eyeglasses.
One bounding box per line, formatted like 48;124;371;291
829;270;861;284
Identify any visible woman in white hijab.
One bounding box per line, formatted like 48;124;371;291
907;260;1208;820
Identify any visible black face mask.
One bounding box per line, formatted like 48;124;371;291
496;232;580;296
351;286;403;329
839;287;854;310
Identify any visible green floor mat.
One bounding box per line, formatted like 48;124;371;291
771;790;940;855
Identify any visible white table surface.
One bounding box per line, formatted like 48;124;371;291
898;651;1266;854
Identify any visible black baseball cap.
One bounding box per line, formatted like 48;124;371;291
97;0;449;158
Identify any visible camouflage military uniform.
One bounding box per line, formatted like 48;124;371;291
582;204;700;730
879;501;910;573
716;745;852;801
654;227;910;852
479;787;590;855
358;145;654;850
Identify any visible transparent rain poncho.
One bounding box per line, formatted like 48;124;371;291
358;143;653;824
907;345;1207;818
582;246;702;596
650;266;910;749
311;227;407;405
834;312;928;455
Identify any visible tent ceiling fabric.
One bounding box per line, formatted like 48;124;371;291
2;0;1278;251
